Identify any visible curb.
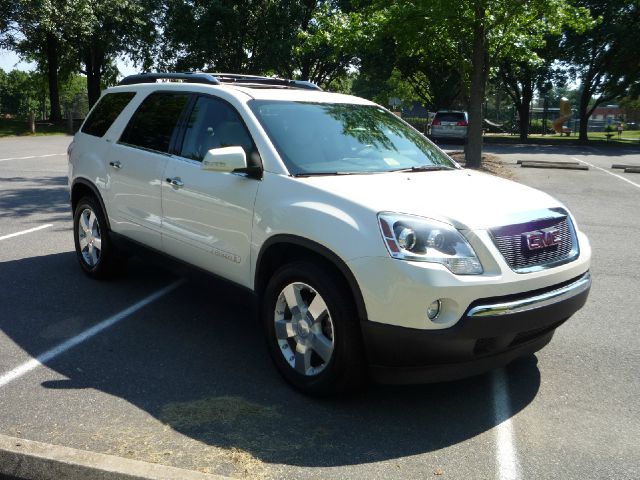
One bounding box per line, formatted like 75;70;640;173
519;161;589;170
0;434;230;480
516;160;579;165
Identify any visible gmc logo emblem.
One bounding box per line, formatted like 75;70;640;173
523;227;561;250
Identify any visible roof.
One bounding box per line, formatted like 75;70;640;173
111;72;375;105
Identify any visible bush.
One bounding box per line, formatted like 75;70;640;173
528;119;556;135
403;116;430;133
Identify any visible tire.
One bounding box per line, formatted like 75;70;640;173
262;260;367;395
73;196;125;279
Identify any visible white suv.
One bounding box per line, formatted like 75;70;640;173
68;73;591;395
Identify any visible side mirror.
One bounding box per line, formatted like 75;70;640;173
201;146;247;172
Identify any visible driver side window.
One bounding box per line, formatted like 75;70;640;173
180;96;257;165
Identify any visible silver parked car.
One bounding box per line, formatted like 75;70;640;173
430;110;468;141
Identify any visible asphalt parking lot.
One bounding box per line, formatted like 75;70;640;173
1;135;639;480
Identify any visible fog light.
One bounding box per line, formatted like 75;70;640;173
427;300;441;320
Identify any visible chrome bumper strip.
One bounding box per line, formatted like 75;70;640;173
467;272;591;318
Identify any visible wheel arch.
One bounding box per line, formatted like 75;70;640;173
71;178;111;230
255;235;368;321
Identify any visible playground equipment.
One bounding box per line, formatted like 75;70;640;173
553;97;572;135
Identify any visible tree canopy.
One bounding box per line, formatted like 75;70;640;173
562;0;640;141
1;0;638;158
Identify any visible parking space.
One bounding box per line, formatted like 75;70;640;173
483;143;640;479
1;136;639;479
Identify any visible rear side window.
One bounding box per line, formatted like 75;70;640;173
120;92;190;153
81;92;135;137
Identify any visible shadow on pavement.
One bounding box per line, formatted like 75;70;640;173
0;176;70;222
0;251;542;469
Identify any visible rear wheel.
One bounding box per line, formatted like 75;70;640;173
73;196;124;279
262;261;367;395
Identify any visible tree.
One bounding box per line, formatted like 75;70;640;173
0;69;43;119
352;68;422;108
5;0;75;122
562;0;640;142
621;96;640;123
158;1;365;90
284;2;366;87
499;46;559;140
0;0;17;47
65;0;157;106
355;4;468;111
159;0;310;75
373;0;589;167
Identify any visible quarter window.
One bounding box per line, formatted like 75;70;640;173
81;92;135;137
180;96;256;163
120;92;190;153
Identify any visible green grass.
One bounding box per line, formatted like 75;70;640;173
0;118;70;137
484;130;640;145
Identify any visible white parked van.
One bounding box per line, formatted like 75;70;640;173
68;73;591;395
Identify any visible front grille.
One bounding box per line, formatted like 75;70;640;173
490;212;578;272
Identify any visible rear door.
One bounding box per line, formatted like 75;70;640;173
106;92;191;250
161;94;261;287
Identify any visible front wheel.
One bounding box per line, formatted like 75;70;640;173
262;261;367;395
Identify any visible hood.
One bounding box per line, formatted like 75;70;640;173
297;169;564;230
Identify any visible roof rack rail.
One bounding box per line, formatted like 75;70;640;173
119;72;220;86
208;73;321;90
119;71;322;90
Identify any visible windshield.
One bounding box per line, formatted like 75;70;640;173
248;100;456;175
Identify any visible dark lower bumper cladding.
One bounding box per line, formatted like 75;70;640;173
362;271;591;384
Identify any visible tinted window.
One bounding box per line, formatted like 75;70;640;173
180;96;256;163
434;112;466;123
81;92;135;137
120;92;190;153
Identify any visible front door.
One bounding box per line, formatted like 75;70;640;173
161;95;261;287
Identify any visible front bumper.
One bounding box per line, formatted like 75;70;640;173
362;272;591;384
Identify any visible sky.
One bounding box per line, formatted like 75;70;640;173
0;49;139;77
0;49;34;71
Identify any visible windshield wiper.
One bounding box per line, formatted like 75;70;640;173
390;165;455;173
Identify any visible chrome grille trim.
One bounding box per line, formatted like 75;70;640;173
467;272;591;317
489;209;579;273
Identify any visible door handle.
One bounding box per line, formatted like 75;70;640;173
109;161;122;169
166;177;184;188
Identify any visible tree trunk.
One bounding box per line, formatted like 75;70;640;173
518;87;533;141
518;105;529;141
87;73;101;108
46;33;62;123
84;46;104;108
578;88;590;143
466;4;488;169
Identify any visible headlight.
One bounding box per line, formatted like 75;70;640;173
378;212;483;275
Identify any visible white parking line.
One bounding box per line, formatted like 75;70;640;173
573;157;640;190
492;368;521;480
0;153;66;163
0;279;185;388
0;224;53;241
